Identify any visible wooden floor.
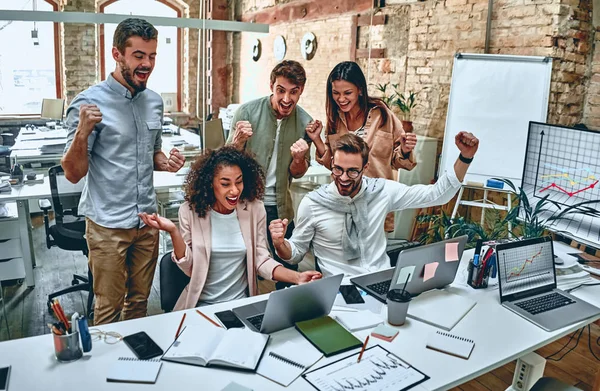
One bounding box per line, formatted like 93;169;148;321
1;215;599;389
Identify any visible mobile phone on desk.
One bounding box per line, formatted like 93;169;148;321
214;310;245;329
339;284;365;304
0;366;10;391
122;331;163;360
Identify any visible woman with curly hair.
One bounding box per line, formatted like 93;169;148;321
139;146;321;310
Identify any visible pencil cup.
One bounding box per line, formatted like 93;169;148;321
386;289;412;326
53;331;83;362
467;260;489;289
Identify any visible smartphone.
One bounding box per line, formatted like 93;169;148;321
214;310;245;329
122;331;164;360
0;366;10;391
339;285;365;304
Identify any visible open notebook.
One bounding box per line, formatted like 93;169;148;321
256;341;323;386
162;324;269;371
107;357;162;384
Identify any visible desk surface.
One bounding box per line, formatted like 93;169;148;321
1;242;599;390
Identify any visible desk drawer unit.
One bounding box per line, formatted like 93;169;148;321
0;238;22;260
0;219;20;240
0;257;26;281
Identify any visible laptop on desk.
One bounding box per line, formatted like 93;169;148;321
496;236;600;332
232;274;343;334
351;235;468;303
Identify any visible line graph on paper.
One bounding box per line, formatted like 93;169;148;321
303;346;426;391
521;123;600;247
498;243;554;296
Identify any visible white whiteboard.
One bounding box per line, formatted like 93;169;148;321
439;53;552;187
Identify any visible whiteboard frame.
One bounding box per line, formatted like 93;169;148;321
438;53;553;187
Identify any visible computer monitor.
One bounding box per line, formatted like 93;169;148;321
41;98;65;122
161;93;178;113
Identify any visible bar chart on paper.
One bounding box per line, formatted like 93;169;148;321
498;244;554;296
522;122;600;247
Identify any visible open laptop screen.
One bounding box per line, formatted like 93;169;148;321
496;236;557;301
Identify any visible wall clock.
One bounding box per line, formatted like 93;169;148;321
300;32;317;60
273;35;286;61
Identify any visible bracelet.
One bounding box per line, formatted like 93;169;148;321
459;154;473;164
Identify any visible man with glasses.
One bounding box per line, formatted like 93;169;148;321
269;132;479;277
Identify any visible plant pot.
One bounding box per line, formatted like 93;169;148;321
401;120;413;133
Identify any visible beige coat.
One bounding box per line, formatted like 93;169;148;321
316;105;417;232
172;200;280;311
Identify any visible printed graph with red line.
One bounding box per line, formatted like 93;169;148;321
499;244;554;296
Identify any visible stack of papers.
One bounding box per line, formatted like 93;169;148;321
556;262;594;291
0;181;11;193
334;310;383;331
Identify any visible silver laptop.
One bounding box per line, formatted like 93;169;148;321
496;236;600;332
232;274;343;334
351;236;468;303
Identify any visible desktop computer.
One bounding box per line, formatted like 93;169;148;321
40;98;65;128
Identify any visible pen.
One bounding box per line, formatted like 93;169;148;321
357;335;369;363
196;310;222;328
473;254;479;266
175;313;186;340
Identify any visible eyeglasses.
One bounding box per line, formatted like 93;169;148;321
89;328;123;344
331;166;364;179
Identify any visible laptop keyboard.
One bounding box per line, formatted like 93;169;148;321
515;292;576;315
246;314;264;330
367;280;392;296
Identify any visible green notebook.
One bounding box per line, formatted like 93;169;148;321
295;316;363;357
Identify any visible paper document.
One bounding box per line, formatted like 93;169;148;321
256;340;323;386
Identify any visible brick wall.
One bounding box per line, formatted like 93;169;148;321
583;27;600;127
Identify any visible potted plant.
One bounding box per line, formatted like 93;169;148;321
393;90;419;133
375;83;398;108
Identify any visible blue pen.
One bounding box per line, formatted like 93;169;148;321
78;316;92;353
473;254;479;266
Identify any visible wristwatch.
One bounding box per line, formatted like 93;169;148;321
459;154;473;164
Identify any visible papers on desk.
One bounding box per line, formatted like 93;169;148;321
256;340;323;386
106;357;162;384
18;128;66;141
0;181;11;194
334;310;383;332
407;289;476;331
556;262;595;291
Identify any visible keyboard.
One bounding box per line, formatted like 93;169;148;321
515;292;575;315
246;314;264;330
367;280;392;296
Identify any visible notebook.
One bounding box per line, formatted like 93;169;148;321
106;357;162;384
162;324;269;371
407;289;476;331
295;316;363;357
256;341;323;386
370;324;399;342
333;310;383;331
426;330;475;359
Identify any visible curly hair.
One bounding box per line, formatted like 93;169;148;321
184;146;265;218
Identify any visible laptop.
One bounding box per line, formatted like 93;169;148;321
351;235;468;303
202;118;225;151
232;274;343;334
496;236;600;332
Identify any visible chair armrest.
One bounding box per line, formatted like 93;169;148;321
38;198;52;212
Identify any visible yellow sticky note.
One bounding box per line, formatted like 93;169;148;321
445;242;460;262
423;262;439;282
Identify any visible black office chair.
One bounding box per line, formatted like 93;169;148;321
39;165;94;318
530;377;582;390
159;251;190;312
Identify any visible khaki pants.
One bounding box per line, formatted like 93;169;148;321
86;218;159;325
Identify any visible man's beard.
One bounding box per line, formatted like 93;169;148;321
119;60;148;94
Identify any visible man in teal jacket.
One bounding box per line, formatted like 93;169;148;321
228;60;312;289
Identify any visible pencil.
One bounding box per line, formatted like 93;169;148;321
196;309;222;328
175;313;186;340
357;335;369;363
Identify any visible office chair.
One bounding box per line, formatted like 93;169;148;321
159;251;190;312
38;165;94;318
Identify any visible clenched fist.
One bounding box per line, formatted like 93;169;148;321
166;148;186;172
269;218;289;248
77;104;102;137
305;120;323;142
290;139;309;163
401;132;417;155
232;120;253;148
455;131;479;159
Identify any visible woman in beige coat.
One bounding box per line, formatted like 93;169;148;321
139;146;321;310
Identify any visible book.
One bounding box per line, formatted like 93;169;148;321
371;324;399;342
426;330;475;360
162;324;269;371
106;357;162;384
333;310;383;332
295;316;363;357
256;341;323;386
407;289;476;331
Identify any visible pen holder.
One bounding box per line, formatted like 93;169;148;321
467;259;489;289
53;331;83;362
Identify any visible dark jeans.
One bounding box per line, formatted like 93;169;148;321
264;205;297;290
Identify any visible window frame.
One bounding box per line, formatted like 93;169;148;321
98;0;182;111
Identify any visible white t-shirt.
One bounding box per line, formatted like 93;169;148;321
264;119;283;206
198;209;248;304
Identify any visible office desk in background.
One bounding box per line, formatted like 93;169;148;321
0;246;598;390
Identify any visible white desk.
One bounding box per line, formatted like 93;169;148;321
1;247;599;390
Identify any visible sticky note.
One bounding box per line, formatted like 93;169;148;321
396;265;416;285
445;242;460;262
423;262;439;282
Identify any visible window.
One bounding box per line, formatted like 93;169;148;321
100;0;180;110
0;0;60;115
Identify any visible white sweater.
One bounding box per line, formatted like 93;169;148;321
282;170;462;277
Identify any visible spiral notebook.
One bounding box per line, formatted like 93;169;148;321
107;357;162;384
426;331;475;360
256;341;323;386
